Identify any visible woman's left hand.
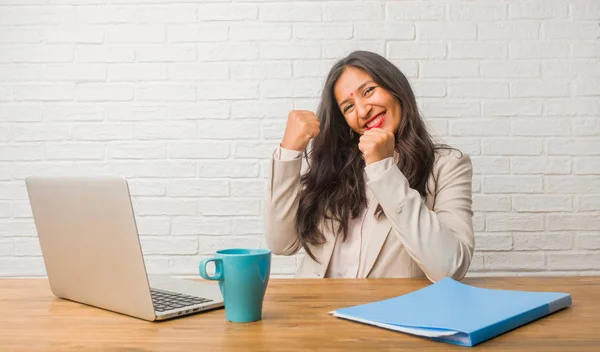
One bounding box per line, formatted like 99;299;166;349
358;128;395;165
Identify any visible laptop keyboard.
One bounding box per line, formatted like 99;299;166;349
151;288;213;312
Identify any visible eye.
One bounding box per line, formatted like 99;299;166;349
364;86;376;96
342;103;354;114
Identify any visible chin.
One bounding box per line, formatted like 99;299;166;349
383;126;396;134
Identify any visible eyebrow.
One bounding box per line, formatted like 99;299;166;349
338;80;375;108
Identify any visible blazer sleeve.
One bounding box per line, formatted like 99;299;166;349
366;151;475;282
263;150;303;256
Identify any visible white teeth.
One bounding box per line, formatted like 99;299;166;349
366;114;383;128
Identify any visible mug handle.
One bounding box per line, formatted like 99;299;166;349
199;258;224;281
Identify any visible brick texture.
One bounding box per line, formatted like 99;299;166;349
0;0;598;278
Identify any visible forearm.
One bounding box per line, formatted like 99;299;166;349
263;149;304;255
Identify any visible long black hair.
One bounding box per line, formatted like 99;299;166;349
296;51;451;261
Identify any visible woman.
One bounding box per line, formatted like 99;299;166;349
264;51;474;282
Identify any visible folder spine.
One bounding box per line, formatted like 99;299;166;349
549;295;572;313
469;304;550;346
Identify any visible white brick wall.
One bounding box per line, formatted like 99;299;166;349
0;0;598;278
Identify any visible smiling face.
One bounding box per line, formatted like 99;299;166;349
333;66;402;135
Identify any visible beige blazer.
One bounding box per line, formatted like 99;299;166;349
263;148;474;282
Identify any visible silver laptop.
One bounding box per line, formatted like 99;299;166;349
25;176;224;321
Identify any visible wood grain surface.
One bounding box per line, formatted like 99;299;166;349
1;277;598;351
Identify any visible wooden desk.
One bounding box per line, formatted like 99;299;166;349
1;277;598;351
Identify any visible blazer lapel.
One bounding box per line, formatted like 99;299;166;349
363;216;392;277
314;236;335;277
313;218;338;278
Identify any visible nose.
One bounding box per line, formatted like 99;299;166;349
355;98;372;121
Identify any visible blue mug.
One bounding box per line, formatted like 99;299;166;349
199;248;271;323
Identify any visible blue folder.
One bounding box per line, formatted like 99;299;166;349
330;277;571;347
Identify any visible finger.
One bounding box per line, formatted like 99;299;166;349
297;112;319;125
292;111;316;122
365;127;388;136
304;118;320;127
373;128;396;140
306;125;320;138
360;130;378;139
298;110;319;120
358;136;369;148
359;133;379;143
380;128;395;139
363;129;393;143
358;139;374;153
358;143;366;155
357;139;366;153
362;129;385;139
